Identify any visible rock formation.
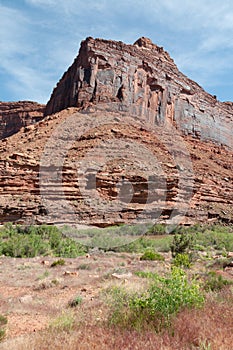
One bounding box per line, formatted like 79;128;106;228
0;107;232;226
0;101;45;140
0;37;232;226
45;37;233;150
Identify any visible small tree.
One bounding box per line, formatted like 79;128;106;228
170;233;194;257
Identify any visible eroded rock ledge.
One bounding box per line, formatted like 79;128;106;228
45;37;233;150
0;101;45;140
0;37;232;226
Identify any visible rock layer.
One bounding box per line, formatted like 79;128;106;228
45;37;233;150
0;108;232;226
0;37;233;226
0;101;45;140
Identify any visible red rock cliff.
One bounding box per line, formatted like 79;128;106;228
0;101;45;140
45;37;233;149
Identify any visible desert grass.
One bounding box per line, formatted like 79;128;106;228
7;286;232;350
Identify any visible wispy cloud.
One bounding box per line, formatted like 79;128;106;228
1;0;233;103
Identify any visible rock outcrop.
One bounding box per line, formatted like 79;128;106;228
0;37;232;227
45;37;233;150
0;101;45;140
0;107;232;226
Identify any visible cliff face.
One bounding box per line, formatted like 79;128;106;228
45;37;233;149
0;101;45;140
0;108;232;226
0;37;232;226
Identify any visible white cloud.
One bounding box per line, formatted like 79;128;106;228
1;0;233;102
0;6;30;58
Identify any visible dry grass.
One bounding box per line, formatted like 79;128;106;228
171;288;233;350
6;286;232;350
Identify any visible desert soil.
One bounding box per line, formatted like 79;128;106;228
0;251;170;343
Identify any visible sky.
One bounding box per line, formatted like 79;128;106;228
1;0;233;104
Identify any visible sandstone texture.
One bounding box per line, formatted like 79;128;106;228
0;37;232;226
0;107;232;226
45;37;233;149
0;101;45;140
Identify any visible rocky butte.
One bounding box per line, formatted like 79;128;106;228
0;101;45;140
0;37;232;226
45;36;233;149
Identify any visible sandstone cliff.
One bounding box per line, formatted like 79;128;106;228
0;37;232;226
0;107;232;226
0;101;45;140
45;37;233;150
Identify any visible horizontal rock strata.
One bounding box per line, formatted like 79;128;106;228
0;37;232;226
0;101;45;140
0;109;232;226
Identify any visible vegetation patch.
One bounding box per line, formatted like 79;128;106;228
170;233;194;257
49;311;75;331
203;271;233;292
172;253;191;268
50;259;65;267
0;224;87;258
0;314;7;342
0;223;233;349
106;267;204;331
68;295;83;308
140;250;165;261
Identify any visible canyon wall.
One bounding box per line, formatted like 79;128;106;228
45;37;233;149
0;101;45;140
0;37;232;226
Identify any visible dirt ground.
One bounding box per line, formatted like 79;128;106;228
0;251;171;342
0;249;232;350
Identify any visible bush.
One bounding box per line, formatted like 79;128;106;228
170;233;194;257
106;267;204;331
68;295;83;307
204;271;232;292
207;257;232;269
114;236;172;253
172;253;191;268
140;250;165;261
0;233;49;257
0;224;86;258
145;224;167;235
134;271;159;279
195;225;233;251
51;259;65;267
0;314;7;342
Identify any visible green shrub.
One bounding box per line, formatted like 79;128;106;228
204;271;232;292
172;253;191;268
195;225;233;251
140;250;165;261
207;257;232;269
105;286;133;327
170;233;194;257
53;238;86;257
0;224;86;258
114;236;172;253
132;267;204;328
68;295;83;307
51;259;65;267
0;234;49;257
135;271;159;279
145;224;167;235
106;267;204;331
0;314;7;342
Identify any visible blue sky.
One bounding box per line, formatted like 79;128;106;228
1;0;233;103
